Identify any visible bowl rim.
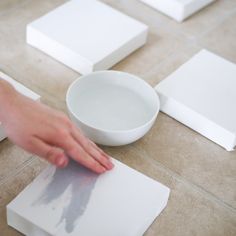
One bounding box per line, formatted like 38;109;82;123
66;70;160;133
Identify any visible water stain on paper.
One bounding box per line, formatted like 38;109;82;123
33;160;99;233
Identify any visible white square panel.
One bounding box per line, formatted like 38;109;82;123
7;158;170;236
27;0;148;75
140;0;215;22
155;50;236;151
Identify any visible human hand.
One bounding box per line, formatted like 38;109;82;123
0;81;113;174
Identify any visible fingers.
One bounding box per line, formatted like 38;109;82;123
52;134;108;174
70;145;107;174
35;113;114;173
27;137;69;168
87;141;114;170
71;128;114;170
89;140;110;159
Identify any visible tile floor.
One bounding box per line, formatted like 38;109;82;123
0;0;236;235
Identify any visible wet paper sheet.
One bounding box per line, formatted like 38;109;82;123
7;158;170;236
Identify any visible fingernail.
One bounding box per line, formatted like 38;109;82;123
108;161;114;169
57;156;66;168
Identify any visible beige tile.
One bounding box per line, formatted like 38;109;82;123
198;12;236;63
0;49;78;104
0;0;186;106
101;0;170;32
102;1;229;76
145;180;236;236
0;157;47;210
0;67;69;112
215;0;236;13
0;0;61;35
158;0;236;40
1;147;236;236
0;0;187;88
102;145;174;188
132;112;236;209
0;139;32;183
0;0;67;33
40;92;68;113
0;0;78;104
112;30;188;76
134;46;236;207
0;157;47;235
0;67;74;114
0;185;14;211
0;0;26;15
0;0;236;235
102;146;236;236
102;0;236;41
142;44;202;86
137;43;236;209
101;0;190;76
2;157;48;197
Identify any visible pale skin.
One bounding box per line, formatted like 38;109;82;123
0;79;114;174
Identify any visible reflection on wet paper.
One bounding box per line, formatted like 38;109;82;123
33;160;99;233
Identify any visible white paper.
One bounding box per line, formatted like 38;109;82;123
155;50;236;151
27;0;148;74
7;159;170;236
140;0;215;22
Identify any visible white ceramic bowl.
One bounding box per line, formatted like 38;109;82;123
66;71;160;146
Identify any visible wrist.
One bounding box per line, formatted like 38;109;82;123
0;79;18;122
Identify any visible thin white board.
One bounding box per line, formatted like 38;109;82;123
140;0;215;22
7;158;170;236
155;50;236;151
27;0;148;75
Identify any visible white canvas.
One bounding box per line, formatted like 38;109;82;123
155;49;236;151
139;0;215;22
7;158;170;236
0;72;40;142
27;0;148;75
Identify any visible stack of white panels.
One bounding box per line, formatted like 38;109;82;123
7;158;170;236
0;72;40;141
27;0;148;75
155;50;236;151
139;0;215;22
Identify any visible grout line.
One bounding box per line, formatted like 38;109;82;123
1;144;235;215
134;7;236;215
141;51;182;79
193;9;236;43
151;4;236;46
141;8;235;84
138;148;236;215
0;155;35;187
0;66;68;110
141;42;197;81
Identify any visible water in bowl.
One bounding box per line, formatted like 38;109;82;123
73;83;155;131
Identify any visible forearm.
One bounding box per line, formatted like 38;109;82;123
0;78;113;172
0;79;17;123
